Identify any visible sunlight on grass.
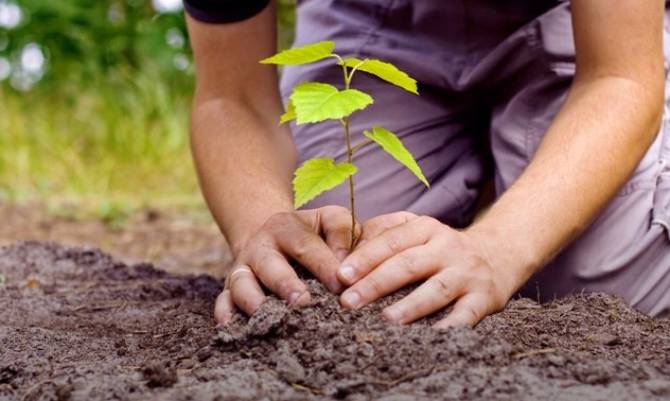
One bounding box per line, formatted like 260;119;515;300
0;0;296;218
0;67;203;213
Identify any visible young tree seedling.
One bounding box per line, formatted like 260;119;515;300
261;41;429;250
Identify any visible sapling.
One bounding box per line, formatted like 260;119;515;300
261;41;429;250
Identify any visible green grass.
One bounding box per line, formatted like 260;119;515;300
0;1;297;220
0;67;203;215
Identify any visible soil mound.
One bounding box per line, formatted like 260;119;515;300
1;242;669;401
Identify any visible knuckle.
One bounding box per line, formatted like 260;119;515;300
274;275;299;297
291;235;313;260
415;215;439;229
227;270;246;288
398;211;417;220
488;285;508;311
388;211;417;225
395;253;420;277
463;303;481;322
470;268;497;294
253;248;279;272
383;234;405;254
353;253;375;273
431;275;452;298
364;276;386;297
233;251;251;269
266;212;295;229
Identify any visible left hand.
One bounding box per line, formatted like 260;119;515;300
337;212;522;328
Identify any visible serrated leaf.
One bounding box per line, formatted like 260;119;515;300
364;126;429;187
293;158;357;208
290;82;373;124
260;41;335;66
280;100;296;124
342;58;418;95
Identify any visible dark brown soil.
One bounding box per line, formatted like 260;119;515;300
0;203;230;277
2;242;670;401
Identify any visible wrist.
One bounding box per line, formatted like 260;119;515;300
225;202;295;257
464;223;542;296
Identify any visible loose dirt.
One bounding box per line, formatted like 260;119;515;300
1;242;669;401
0;203;230;277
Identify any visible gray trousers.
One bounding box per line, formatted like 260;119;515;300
280;0;670;316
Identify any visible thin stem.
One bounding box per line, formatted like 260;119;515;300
351;138;374;155
330;54;349;87
339;59;358;251
346;60;366;86
343;117;357;251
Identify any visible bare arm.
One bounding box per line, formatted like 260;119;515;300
335;0;666;327
187;5;296;254
187;5;357;322
469;0;666;283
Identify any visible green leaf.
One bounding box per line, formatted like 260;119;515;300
342;58;418;95
290;82;373;124
260;41;335;66
364;126;429;187
280;100;296;124
293;158;358;208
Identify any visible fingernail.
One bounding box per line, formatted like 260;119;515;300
335;249;348;262
341;290;361;309
383;307;403;323
288;291;304;307
339;265;356;282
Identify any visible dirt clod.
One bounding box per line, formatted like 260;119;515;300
590;333;620;346
1;242;669;401
142;362;178;388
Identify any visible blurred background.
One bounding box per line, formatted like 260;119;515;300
0;0;295;274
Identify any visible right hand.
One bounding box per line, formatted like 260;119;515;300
214;206;360;324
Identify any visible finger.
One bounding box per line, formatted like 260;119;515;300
358;211;417;243
248;247;311;306
340;245;436;309
308;206;362;262
382;270;465;324
214;289;235;325
338;216;438;286
433;293;490;329
229;265;266;316
274;223;343;293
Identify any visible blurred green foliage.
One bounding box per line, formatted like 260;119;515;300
0;0;296;213
1;0;295;91
1;0;191;92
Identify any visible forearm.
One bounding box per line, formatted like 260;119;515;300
469;76;664;291
186;5;299;256
191;97;297;255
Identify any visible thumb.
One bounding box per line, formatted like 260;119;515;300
359;211;417;244
298;206;361;262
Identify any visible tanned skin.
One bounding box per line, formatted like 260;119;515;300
187;0;665;327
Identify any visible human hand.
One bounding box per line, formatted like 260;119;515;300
337;212;521;328
214;206;360;324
